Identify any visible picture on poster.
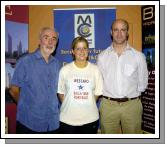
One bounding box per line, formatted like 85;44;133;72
143;48;155;68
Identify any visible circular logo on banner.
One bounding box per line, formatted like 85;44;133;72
77;23;92;38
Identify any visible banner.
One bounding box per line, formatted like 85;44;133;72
5;5;29;88
141;5;155;134
5;5;29;134
54;8;116;64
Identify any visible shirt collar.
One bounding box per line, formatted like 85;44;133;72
110;43;132;52
34;48;56;62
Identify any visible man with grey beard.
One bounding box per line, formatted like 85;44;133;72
9;27;61;134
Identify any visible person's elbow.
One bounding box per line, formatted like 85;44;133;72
58;93;64;102
9;85;20;103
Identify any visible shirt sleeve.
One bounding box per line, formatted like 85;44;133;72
94;66;103;96
96;54;105;79
137;52;148;92
10;58;26;88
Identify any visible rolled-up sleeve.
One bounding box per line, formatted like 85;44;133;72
137;53;148;92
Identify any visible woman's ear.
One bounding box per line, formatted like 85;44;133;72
71;49;74;55
71;49;75;60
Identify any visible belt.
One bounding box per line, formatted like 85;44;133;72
103;96;139;102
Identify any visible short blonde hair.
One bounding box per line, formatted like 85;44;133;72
71;36;89;50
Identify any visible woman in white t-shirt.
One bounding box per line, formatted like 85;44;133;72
58;36;103;134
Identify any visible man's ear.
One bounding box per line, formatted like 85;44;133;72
110;31;113;41
126;32;129;40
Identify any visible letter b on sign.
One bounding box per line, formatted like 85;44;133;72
143;7;154;21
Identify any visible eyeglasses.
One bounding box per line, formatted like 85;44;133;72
74;48;88;51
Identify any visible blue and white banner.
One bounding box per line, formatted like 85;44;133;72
54;8;116;64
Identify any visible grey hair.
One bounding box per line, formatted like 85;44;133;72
39;27;59;39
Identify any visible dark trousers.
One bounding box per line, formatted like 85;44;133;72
60;120;98;134
16;121;60;134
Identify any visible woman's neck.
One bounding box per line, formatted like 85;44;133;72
74;61;88;68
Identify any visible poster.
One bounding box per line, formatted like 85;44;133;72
54;8;116;64
5;5;29;133
141;5;155;134
5;5;29;94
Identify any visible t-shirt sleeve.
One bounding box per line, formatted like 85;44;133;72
94;67;103;96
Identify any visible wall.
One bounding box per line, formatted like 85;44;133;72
29;5;141;52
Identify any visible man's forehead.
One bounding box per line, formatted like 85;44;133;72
41;30;57;36
114;20;126;26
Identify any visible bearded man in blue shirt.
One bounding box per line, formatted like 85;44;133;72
9;27;61;134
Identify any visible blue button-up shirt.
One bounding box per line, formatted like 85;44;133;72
11;49;61;132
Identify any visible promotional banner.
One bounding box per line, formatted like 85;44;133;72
54;8;116;64
5;5;29;89
5;5;29;134
141;5;155;134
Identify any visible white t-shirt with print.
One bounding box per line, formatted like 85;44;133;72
58;61;103;126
